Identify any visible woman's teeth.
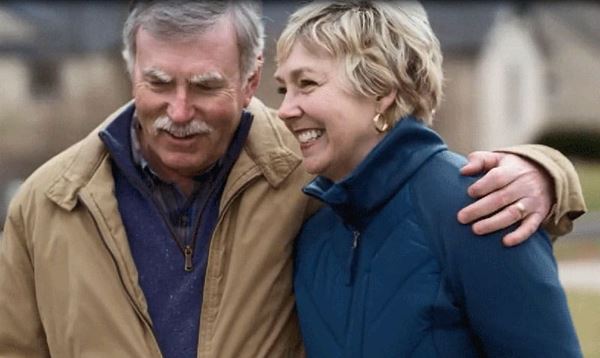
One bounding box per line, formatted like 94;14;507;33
297;129;323;144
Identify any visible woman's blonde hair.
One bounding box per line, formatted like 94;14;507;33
277;1;443;126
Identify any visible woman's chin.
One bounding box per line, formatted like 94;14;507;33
302;160;325;177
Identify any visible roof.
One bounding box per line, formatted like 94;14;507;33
262;2;511;55
538;2;600;49
0;9;35;42
2;2;597;59
424;2;512;54
0;2;127;57
0;8;36;52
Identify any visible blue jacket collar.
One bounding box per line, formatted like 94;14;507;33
98;104;140;184
303;116;447;230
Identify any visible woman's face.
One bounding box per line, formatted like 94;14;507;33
274;42;384;181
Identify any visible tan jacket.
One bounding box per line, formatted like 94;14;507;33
0;97;586;357
500;145;587;237
0;98;312;357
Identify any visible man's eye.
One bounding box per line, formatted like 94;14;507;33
277;86;287;95
149;80;169;88
194;83;216;91
191;81;224;92
298;79;317;88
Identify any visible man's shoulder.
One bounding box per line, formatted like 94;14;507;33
11;129;107;211
4;104;131;228
246;97;299;153
242;98;308;186
25;102;129;187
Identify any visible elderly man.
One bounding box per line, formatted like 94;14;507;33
0;2;586;358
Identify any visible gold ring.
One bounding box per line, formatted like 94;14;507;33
515;201;526;218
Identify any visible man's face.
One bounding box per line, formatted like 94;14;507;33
132;18;259;181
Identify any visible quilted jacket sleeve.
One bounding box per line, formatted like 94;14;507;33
414;152;582;357
0;197;51;357
498;144;587;238
445;225;582;357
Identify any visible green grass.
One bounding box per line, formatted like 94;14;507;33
566;290;600;358
573;160;600;211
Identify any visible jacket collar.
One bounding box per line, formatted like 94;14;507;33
45;101;131;211
46;98;302;210
302;117;447;230
231;97;302;187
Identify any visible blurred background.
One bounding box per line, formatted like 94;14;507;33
0;1;598;355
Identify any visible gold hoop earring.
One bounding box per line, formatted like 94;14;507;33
372;113;389;133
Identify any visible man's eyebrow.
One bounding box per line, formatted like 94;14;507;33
189;72;226;86
142;68;172;82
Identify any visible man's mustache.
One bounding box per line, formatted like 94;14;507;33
152;115;214;137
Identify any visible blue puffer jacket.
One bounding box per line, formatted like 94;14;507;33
294;117;581;357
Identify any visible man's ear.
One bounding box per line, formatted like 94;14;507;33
243;54;263;107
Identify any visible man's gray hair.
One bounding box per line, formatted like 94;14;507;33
122;1;264;79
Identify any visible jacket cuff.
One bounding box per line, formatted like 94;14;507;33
496;144;587;237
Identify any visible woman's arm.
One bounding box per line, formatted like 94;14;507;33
414;154;582;357
448;228;581;356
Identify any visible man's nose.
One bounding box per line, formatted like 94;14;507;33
167;87;194;123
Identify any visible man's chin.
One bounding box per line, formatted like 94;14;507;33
162;157;214;176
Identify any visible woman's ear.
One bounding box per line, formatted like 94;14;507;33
376;89;397;113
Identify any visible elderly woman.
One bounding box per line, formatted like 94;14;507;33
274;1;582;357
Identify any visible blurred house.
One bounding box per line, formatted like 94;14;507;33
427;2;600;154
426;3;547;154
1;2;599;225
532;3;600;133
0;3;130;224
260;2;600;156
258;2;550;155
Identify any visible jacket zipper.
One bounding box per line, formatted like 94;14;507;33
184;245;193;272
346;230;361;285
130;177;206;273
146;193;193;272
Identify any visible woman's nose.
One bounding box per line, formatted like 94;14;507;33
277;93;302;122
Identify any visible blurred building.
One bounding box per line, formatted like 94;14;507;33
0;3;130;223
1;2;600;225
429;2;600;154
258;2;600;155
427;3;547;154
532;3;600;132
